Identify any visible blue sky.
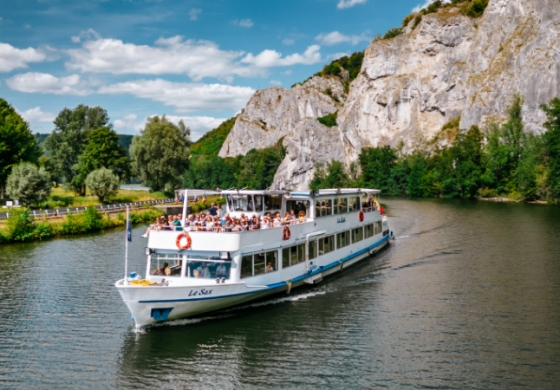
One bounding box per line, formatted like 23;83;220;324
0;0;431;140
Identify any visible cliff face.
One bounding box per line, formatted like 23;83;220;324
219;0;560;190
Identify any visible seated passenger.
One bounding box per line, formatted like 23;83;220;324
266;262;274;273
225;221;233;232
273;213;283;228
261;217;270;229
153;262;170;275
289;210;297;221
298;210;306;223
283;212;291;224
216;263;227;278
196;262;211;278
250;215;260;230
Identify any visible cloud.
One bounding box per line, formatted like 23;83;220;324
71;28;101;43
412;0;450;13
189;8;201;21
66;36;322;80
19;107;56;123
114;113;227;140
327;52;350;61
6;72;94;95
23;23;31;29
232;19;253;28
0;42;50;72
315;31;368;46
282;38;295;46
241;45;321;67
98;79;255;112
337;0;367;9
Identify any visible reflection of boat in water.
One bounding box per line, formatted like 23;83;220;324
115;188;392;328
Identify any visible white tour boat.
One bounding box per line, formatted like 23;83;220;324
115;188;392;328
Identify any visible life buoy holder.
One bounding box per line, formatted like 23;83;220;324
176;232;192;250
283;226;291;241
359;210;364;222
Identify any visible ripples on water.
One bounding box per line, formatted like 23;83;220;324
1;199;560;389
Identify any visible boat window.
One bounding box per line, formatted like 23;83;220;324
374;221;382;235
187;260;231;279
352;227;363;243
318;235;335;256
227;195;253;212
309;240;317;260
364;223;374;238
150;254;182;276
241;250;278;278
315;199;332;217
282;244;305;268
334;198;348;214
337;231;350;248
349;196;361;212
264;195;282;212
254;195;264;212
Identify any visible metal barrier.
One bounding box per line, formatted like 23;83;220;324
0;198;175;220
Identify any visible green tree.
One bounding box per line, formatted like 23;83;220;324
44;104;110;195
6;162;51;207
130;116;190;191
310;160;352;190
541;97;560;202
85;168;119;203
0;98;41;197
358;146;398;193
73;127;131;191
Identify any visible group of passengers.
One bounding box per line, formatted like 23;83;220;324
142;202;307;237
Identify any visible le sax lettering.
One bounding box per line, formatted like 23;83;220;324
188;289;213;296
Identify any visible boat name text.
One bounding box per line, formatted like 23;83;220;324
188;289;213;296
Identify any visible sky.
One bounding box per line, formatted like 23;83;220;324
0;0;433;140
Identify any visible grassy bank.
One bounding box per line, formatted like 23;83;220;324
39;187;168;208
0;207;162;244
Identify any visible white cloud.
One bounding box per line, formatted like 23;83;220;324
282;38;295;46
0;42;50;72
23;23;31;29
98;79;255;112
315;31;368;46
66;36;322;80
327;52;350;61
232;19;253;28
337;0;367;9
241;45;321;67
6;72;93;95
71;28;101;43
114;114;146;133
19;107;56;123
189;8;201;21
282;69;292;75
412;0;450;13
269;80;282;86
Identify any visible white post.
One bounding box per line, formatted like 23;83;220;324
124;206;129;285
181;189;188;227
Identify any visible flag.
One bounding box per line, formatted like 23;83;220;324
127;219;132;242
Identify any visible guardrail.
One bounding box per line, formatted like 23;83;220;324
0;198;176;220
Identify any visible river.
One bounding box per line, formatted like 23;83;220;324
1;199;559;389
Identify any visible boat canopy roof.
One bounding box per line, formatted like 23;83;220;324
174;188;381;197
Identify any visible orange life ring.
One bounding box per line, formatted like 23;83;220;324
176;232;192;250
283;226;291;241
359;210;364;222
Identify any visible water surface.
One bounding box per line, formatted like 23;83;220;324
1;199;559;389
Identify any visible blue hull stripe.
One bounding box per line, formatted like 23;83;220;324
138;232;392;304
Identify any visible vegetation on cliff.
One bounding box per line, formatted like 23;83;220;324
190;116;237;157
310;96;560;204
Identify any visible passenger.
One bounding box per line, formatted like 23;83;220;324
196;262;211;278
261;217;270;229
250;215;260;230
273;213;283;228
266;262;274;273
232;219;243;232
216;263;227;278
208;202;218;217
142;216;161;237
153;262;169;275
289;209;297;221
171;215;182;231
283;212;291;224
298;210;306;223
241;216;249;230
225;221;233;232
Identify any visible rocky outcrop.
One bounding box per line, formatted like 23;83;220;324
219;0;560;190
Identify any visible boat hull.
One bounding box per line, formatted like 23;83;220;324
116;232;392;328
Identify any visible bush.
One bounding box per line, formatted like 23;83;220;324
465;0;489;18
83;206;103;231
317;111;338;128
33;222;54;240
383;28;402;40
5;208;35;241
85;167;120;203
6;162;51;207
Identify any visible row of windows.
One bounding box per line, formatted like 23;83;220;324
315;196;363;217
240;222;383;278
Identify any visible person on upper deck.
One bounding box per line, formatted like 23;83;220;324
273;213;282;227
208;203;218;217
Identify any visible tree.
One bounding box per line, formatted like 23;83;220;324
358;146;398;193
130;116;191;191
6;162;51;207
0;98;41;197
73;126;131;190
85;168;119;203
541;97;560;202
310;160;352;190
43;105;110;195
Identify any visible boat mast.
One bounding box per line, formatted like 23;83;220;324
124;205;130;285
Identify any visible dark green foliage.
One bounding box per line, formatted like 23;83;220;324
310;161;352;190
317;111;338;128
541;98;560;202
35;133;49;146
383;28;402;40
184;140;286;190
300;52;364;92
118;135;134;154
0;98;41;193
358;146;398;193
5;208;35;241
465;0;489;18
190;116;237;156
422;0;443;15
6;162;52;206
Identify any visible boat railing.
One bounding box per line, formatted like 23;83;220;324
152;218;312;234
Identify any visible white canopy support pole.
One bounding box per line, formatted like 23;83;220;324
181;189;188;227
124;205;129;285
